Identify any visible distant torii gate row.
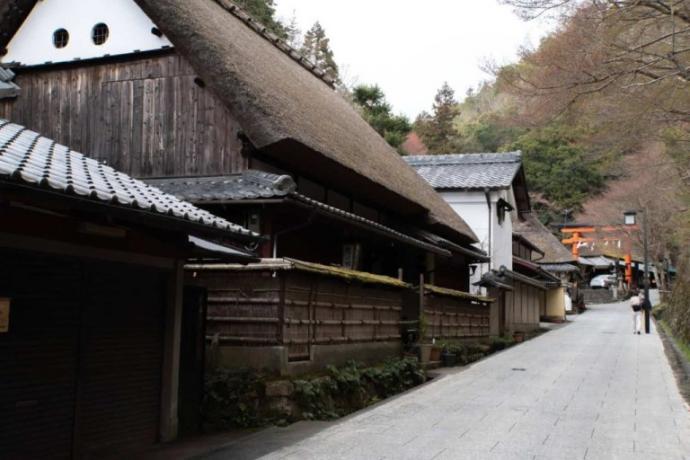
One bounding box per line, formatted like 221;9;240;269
561;225;639;288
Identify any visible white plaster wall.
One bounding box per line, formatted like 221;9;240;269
442;191;489;252
441;191;488;294
2;0;172;66
492;189;513;271
441;189;515;294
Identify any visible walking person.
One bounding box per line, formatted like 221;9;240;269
639;291;653;334
630;290;642;335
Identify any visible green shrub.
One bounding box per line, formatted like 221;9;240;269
293;377;338;420
203;368;265;429
489;336;515;352
653;303;669;321
204;358;426;428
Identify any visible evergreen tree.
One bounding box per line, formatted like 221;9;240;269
284;12;302;48
234;0;287;39
352;84;411;153
507;126;605;215
415;82;460;153
300;22;340;83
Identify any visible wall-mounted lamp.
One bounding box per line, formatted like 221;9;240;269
623;210;637;226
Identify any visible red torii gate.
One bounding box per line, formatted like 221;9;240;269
561;225;639;287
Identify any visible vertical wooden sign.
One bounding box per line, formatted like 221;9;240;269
0;298;10;333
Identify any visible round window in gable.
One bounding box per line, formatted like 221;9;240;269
53;29;69;49
92;23;109;45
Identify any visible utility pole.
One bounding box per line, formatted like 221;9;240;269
643;208;650;334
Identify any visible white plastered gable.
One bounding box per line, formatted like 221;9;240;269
1;0;172;67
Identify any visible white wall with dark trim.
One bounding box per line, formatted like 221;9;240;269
2;0;172;66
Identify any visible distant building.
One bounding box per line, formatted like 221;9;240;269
404;152;529;290
514;213;579;282
405;152;562;333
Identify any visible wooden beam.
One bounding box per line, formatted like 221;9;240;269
561;225;638;234
159;261;184;443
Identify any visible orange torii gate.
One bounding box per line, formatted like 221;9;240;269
561;225;639;287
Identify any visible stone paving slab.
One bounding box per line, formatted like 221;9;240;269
202;302;690;460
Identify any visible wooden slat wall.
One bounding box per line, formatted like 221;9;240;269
283;273;404;361
422;293;490;341
198;270;405;362
0;52;248;178
0;250;166;459
203;271;282;346
76;263;165;457
0;251;82;460
505;281;544;332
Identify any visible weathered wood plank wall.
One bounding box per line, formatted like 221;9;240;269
0;52;248;177
505;281;543;332
422;293;490;341
196;269;405;362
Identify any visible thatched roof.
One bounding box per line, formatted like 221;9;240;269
133;0;477;244
513;213;575;264
0;0;477;243
0;0;34;51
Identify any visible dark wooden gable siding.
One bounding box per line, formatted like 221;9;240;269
0;52;248;177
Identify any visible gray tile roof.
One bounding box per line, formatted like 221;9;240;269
541;263;579;273
147;170;453;257
145;170;296;202
403;152;522;190
0;67;19;99
0;119;257;239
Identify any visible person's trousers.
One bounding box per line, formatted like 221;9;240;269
633;311;641;333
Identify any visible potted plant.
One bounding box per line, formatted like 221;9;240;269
441;346;457;367
513;331;525;343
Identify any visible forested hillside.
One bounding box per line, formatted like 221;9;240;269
237;0;689;338
412;0;690;339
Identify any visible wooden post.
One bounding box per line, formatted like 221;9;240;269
160;261;184;443
419;274;425;340
278;275;286;345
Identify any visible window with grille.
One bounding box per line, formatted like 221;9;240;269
92;23;109;45
53;29;69;49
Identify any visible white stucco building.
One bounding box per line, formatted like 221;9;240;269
405;152;566;333
405;152;530;294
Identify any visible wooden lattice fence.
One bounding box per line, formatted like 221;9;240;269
187;259;409;362
421;285;492;341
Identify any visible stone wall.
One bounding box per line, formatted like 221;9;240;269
582;288;616;304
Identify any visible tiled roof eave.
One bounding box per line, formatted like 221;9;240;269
286;192;451;258
0;119;259;241
0;175;261;242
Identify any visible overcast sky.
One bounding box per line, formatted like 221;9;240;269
275;0;554;119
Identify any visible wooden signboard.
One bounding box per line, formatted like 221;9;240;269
0;298;9;333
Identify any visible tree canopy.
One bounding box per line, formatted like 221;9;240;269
352;85;411;153
414;83;461;154
507;127;605;217
233;0;288;39
301;22;340;83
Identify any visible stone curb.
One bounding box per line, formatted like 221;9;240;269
656;319;690;410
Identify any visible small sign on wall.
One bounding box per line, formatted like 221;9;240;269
0;298;10;333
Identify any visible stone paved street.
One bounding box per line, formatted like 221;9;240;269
205;302;690;460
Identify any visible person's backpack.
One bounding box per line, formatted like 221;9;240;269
640;297;652;311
